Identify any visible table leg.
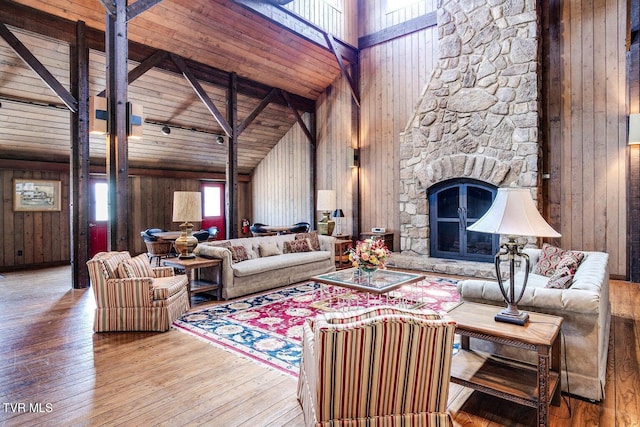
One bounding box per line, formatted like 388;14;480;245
537;345;550;427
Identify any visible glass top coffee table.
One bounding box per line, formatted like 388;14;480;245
311;268;426;311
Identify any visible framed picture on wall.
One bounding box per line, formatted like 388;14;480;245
14;179;61;212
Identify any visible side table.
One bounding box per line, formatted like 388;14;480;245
447;302;563;427
163;257;222;306
334;238;353;269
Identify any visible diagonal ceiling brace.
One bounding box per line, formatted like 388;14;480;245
127;0;164;21
97;49;168;97
324;32;360;107
0;22;77;112
170;53;232;137
281;90;315;149
237;88;279;135
98;0;116;17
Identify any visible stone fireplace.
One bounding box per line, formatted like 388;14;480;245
399;0;541;261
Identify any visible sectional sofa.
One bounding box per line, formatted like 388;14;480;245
194;232;336;299
456;247;610;401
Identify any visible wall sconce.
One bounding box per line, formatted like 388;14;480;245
348;146;359;168
89;95;143;139
629;114;640;145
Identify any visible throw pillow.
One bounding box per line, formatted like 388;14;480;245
230;245;249;263
259;242;281;257
118;254;155;278
295;231;320;251
534;243;582;277
284;239;311;253
546;252;585;289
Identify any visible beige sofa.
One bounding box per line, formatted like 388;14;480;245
456;248;610;401
194;233;336;299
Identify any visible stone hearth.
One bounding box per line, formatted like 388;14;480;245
399;0;541;262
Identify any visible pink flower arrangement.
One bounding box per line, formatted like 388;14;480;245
348;238;390;270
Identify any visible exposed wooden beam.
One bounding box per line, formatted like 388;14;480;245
105;1;130;252
237;88;279;135
97;0;116;17
325;33;359;107
0;1;315;112
170;53;232;137
358;12;437;49
127;0;164;21
69;20;91;289
97;49;168;97
281;90;314;149
232;0;358;64
0;22;78;112
227;72;239;239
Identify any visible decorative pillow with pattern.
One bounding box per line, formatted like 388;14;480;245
295;231;320;251
546;252;585;289
284;239;311;253
534;243;582;277
230;245;249;263
118;253;155;278
259;242;281;257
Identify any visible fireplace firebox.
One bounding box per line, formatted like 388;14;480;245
428;179;499;262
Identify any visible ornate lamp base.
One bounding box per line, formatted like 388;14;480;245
174;222;197;259
495;309;529;326
317;212;335;235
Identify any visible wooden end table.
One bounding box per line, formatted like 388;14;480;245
447;302;563;427
334;239;353;269
162;256;222;306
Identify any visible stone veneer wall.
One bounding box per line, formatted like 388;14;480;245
399;0;540;256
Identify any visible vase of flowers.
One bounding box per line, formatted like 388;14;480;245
348;238;390;283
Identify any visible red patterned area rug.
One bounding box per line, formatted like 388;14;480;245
173;276;460;377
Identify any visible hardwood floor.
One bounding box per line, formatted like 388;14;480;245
0;266;638;426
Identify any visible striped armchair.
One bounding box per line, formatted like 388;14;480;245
87;251;190;332
297;306;456;427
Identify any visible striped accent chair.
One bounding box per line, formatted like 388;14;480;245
87;251;190;332
297;306;456;427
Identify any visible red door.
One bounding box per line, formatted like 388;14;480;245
89;179;108;257
201;182;225;240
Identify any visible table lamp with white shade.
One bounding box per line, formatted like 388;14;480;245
172;191;202;259
467;187;561;325
317;190;336;235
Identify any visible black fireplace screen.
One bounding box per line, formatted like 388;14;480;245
428;179;499;262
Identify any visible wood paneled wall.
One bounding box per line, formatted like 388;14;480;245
1;169;70;268
357;0;438;249
543;0;628;276
316;74;357;236
284;0;358;46
252;113;314;227
0;166;251;269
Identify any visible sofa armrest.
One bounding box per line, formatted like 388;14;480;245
318;235;336;258
93;277;153;308
152;266;175;278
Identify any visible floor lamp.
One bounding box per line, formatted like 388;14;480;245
467;188;561;325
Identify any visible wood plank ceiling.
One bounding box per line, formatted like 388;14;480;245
0;0;348;174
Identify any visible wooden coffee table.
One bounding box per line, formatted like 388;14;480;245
163;256;222;306
447;302;563;427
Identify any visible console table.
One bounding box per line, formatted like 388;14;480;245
163;257;221;306
447;302;562;427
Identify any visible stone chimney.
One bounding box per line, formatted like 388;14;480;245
399;0;541;256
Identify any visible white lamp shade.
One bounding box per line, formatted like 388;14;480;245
467;188;561;238
172;191;202;222
317;190;336;211
630;114;640;145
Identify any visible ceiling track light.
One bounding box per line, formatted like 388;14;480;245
216;135;225;145
161;125;171;135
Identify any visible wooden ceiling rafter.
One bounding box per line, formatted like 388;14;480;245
126;0;164;21
170;52;232;137
96;49;168;97
281;90;314;148
0;22;78;112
